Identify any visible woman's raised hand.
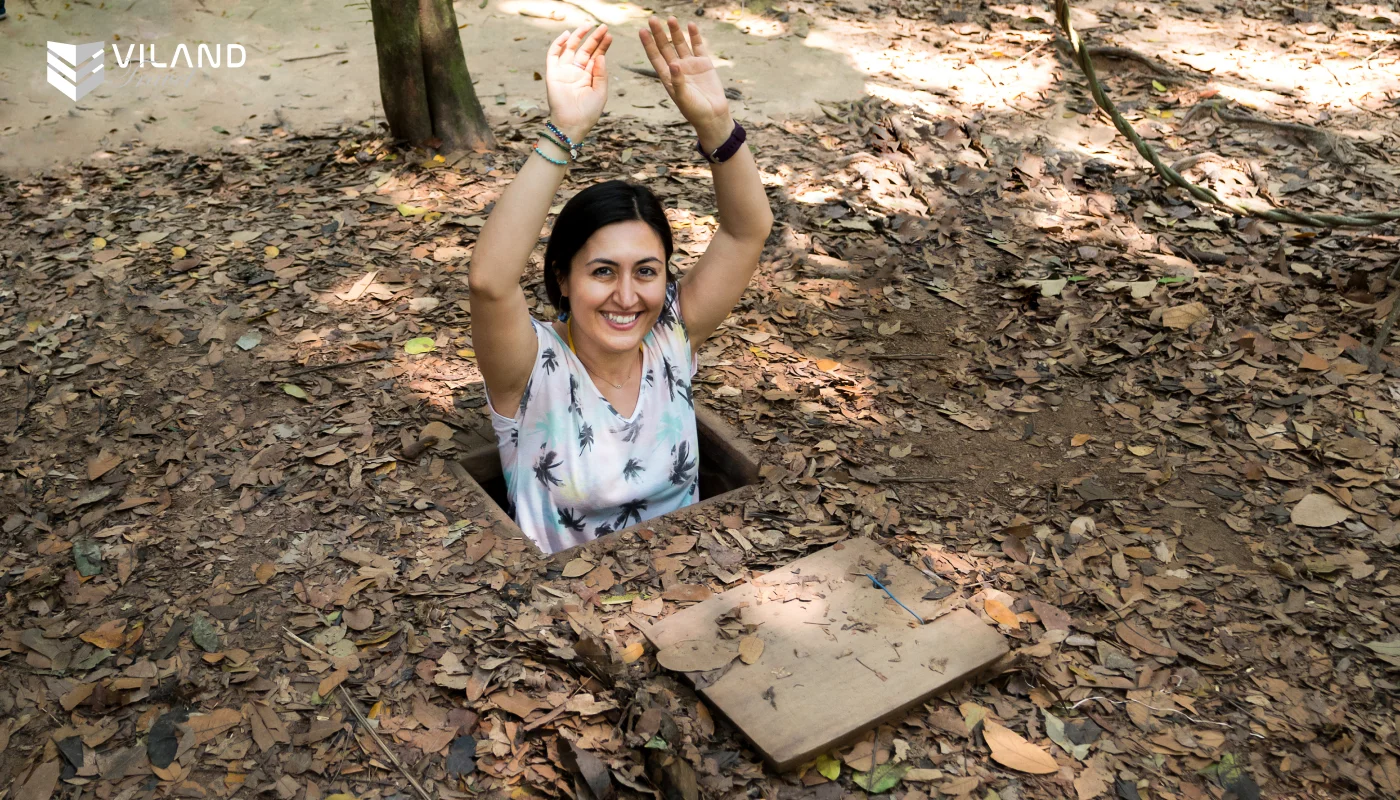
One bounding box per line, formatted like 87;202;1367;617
545;24;613;140
639;17;733;142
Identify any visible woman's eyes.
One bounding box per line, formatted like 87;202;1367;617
591;265;660;278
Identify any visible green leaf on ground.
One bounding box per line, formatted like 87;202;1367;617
853;762;906;794
404;337;436;354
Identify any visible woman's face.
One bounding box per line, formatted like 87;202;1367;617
561;220;668;354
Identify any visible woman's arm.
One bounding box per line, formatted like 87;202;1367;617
639;18;775;352
469;25;612;418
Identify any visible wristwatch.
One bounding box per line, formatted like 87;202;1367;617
696;121;747;164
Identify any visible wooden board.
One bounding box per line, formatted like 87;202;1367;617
644;538;1008;771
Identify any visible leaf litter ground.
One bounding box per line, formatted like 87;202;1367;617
2;0;1400;798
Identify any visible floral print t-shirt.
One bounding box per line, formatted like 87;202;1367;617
486;282;700;554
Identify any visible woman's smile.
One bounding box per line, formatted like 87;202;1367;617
601;310;641;330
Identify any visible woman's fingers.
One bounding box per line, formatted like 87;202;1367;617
561;23;594;62
547;29;570;65
687;21;710;58
667;17;692;59
646;16;680;65
637;28;672;89
575;24;609;64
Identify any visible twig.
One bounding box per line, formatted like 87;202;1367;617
270;349;392;380
281;629;435;800
283;50;347;62
869;353;941;360
340;686;435;800
623;64;660;80
1069;695;1265;738
1053;0;1399;228
881;476;957;484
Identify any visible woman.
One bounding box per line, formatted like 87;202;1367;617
468;18;773;554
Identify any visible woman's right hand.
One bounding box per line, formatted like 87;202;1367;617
545;24;613;142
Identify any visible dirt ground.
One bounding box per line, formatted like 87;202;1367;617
2;0;1400;798
0;0;864;173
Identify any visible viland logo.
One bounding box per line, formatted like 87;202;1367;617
47;41;105;101
46;40;248;101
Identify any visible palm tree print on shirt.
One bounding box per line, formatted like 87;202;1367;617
613;413;644;443
542;347;559;374
669;441;697;486
558;507;586;532
661;357;678;401
518;377;534;416
615;498;648;529
533;448;563;488
657;408;685;447
594;522;614;536
577;422;594;454
622;458;645;482
568;375;581;416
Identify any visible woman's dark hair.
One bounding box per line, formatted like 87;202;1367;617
543;180;673;315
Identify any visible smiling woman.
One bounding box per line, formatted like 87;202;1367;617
466;19;772;554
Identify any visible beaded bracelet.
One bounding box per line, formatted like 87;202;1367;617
544;121;580;160
533;144;568;166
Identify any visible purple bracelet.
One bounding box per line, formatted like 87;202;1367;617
696;121;747;164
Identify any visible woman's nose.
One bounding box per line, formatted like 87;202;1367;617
614;274;640;308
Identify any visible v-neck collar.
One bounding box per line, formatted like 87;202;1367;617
547;322;650;422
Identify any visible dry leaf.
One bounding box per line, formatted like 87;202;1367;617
253;562;277;584
1115;621;1176;658
982;721;1059;774
620;642;645;663
661;584;712;602
562;557;593;578
656;640;739;672
343;607;374;631
983;598;1020;630
80;619;126;649
188;708;242;745
1161;302;1210;330
489;690;546;719
738;636;765;665
87;449;122;481
318;668;349;698
1290;493;1351;527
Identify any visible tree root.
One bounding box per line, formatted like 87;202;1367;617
1053;40;1198;84
1188;100;1359;166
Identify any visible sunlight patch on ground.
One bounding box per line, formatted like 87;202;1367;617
497;0;650;26
804;27;1060;111
1119;21;1400;114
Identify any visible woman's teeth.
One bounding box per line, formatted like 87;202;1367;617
603;312;638;324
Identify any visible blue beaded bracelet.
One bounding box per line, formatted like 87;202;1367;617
533;144;568;166
544;121;581;160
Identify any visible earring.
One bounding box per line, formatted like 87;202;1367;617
558;309;570;322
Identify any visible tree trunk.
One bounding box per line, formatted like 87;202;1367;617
369;0;433;146
419;0;497;152
369;0;496;152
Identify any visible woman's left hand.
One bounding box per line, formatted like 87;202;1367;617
639;17;734;145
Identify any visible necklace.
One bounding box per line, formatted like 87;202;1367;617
567;318;641;390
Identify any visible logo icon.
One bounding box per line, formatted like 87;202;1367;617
47;41;106;100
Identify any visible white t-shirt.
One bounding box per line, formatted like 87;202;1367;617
486;282;700;554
